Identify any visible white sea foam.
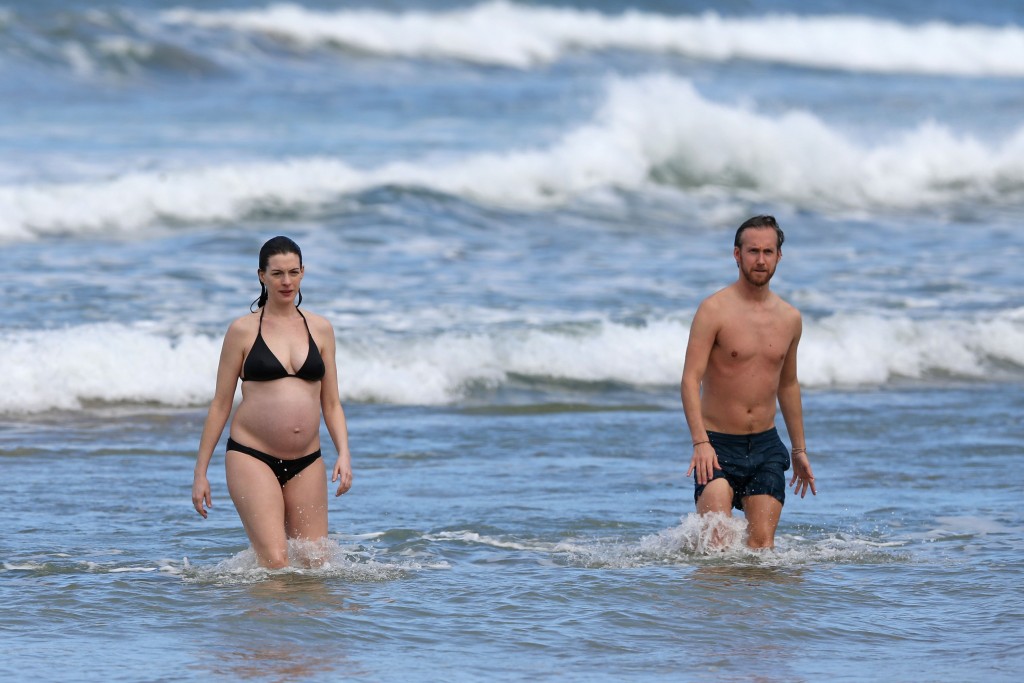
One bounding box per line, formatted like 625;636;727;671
181;537;414;584
1;562;44;571
108;566;157;573
638;512;749;558
325;312;1024;404
0;158;367;240
424;530;562;552
430;516;907;569
629;516;907;566
3;311;1023;413
4;74;1024;240
0;323;221;413
161;1;1024;76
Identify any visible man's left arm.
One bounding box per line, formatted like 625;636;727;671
778;313;816;497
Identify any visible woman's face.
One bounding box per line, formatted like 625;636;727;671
259;252;304;304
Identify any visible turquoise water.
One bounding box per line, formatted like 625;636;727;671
3;1;1024;680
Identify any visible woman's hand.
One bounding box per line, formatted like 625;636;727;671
332;454;352;497
192;473;212;518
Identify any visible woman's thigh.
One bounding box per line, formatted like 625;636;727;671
225;450;288;567
282;460;329;540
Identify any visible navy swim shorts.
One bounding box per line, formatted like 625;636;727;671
693;427;791;510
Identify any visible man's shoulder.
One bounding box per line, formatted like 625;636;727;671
696;282;745;313
699;285;734;309
771;293;802;319
766;294;803;337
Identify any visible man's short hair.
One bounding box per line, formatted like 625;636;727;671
734;215;784;249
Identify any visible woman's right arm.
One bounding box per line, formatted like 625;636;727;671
192;320;246;518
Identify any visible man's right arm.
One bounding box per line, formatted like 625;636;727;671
681;301;720;484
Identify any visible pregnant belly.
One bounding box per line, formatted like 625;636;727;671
232;381;323;458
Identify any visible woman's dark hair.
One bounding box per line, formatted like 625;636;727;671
734;215;784;250
251;236;303;311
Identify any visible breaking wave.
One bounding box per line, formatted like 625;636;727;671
4;75;1024;241
3;310;1023;413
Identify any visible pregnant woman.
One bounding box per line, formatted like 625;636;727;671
192;236;353;568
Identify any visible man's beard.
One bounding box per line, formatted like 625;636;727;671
740;264;774;287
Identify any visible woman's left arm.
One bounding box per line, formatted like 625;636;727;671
317;315;352;496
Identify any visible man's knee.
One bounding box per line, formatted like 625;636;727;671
697;478;735;514
746;516;778;548
746;529;775;549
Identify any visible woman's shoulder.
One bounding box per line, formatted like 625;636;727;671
300;309;335;336
225;311;260;337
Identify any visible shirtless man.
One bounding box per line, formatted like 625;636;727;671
681;215;816;549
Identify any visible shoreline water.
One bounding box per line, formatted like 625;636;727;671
5;1;1024;680
3;382;1022;681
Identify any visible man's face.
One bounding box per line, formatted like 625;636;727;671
734;227;781;287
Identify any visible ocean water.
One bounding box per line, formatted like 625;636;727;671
2;1;1024;681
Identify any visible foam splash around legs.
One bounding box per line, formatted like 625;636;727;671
552;514;908;569
639;512;749;557
181;536;417;585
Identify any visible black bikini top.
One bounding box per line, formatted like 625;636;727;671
241;308;325;382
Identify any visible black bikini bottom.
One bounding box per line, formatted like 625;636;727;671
226;437;322;487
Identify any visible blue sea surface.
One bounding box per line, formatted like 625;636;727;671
2;1;1023;681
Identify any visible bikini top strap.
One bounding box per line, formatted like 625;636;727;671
296;307;311;334
258;306;309;336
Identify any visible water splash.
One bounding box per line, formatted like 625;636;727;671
180;537;417;585
549;514;910;568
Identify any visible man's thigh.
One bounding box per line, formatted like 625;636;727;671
697;478;735;514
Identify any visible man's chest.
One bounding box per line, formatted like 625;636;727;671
713;320;791;368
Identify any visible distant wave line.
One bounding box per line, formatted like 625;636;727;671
5;3;1024;79
161;1;1024;76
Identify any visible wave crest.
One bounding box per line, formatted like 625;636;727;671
3;311;1023;413
5;75;1024;240
162;2;1024;76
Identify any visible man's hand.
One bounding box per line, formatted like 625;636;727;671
789;451;817;498
686;442;720;485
